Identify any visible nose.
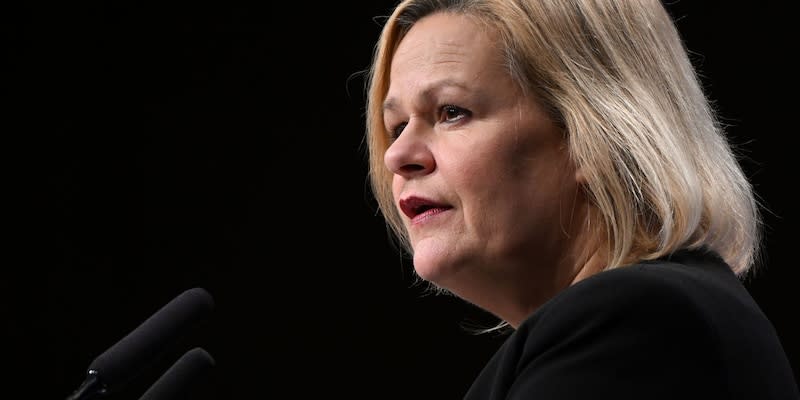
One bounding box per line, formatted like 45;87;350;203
383;120;435;179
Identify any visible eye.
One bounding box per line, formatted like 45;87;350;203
389;122;407;140
439;105;470;123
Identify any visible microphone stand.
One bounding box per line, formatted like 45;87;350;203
66;370;107;400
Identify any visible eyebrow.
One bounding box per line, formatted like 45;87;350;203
383;78;471;113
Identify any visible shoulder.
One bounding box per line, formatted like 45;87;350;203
465;248;799;399
529;247;755;329
492;249;740;373
516;249;737;348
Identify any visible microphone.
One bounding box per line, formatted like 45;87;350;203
138;347;216;400
65;287;215;400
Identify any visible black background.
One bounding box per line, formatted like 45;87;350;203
4;1;798;399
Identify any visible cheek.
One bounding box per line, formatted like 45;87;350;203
458;137;572;224
453;141;529;196
445;147;521;224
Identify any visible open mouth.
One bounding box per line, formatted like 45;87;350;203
399;196;451;219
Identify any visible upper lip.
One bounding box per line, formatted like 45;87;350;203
398;196;451;219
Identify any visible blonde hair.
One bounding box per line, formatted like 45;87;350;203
365;0;762;276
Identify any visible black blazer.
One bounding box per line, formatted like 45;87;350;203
464;248;799;399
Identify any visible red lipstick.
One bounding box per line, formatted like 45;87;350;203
399;196;452;221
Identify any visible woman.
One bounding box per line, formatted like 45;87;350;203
363;0;798;398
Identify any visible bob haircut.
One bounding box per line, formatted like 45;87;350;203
364;0;762;276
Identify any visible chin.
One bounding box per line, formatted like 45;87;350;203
412;251;464;287
412;261;441;282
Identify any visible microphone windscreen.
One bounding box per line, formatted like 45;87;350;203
88;287;215;392
138;347;216;400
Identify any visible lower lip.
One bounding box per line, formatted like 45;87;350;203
411;207;450;225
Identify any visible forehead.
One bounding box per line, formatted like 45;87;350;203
387;12;508;96
394;13;494;60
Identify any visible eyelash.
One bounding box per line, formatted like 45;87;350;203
389;105;471;140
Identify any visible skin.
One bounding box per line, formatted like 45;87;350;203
382;12;604;327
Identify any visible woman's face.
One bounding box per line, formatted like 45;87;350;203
383;12;585;295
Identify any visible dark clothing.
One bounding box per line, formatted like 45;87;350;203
464;248;799;399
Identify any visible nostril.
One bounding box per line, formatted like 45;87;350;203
400;164;427;174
